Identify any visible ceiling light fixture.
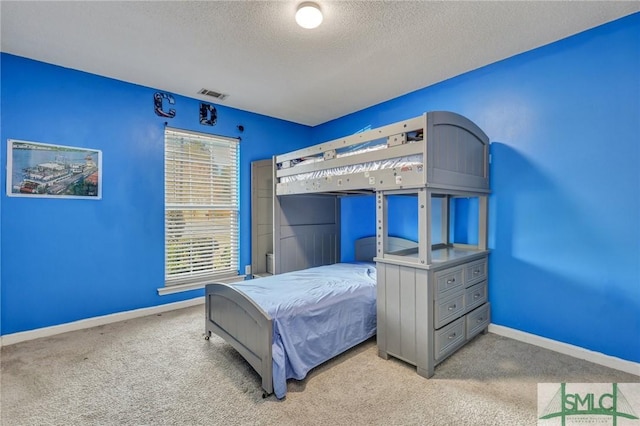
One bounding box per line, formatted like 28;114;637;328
295;2;323;29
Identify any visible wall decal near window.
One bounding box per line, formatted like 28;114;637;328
154;92;176;118
6;139;102;199
199;103;217;126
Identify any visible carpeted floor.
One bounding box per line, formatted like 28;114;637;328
1;304;638;425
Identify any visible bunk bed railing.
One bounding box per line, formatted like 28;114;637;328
275;115;425;165
274;111;490;196
275;114;428;195
276;141;423;179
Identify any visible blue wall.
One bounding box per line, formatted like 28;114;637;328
325;13;640;363
0;54;311;334
2;13;638;364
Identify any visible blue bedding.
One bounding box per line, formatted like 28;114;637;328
233;262;377;399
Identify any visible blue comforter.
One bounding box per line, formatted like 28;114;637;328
233;262;377;399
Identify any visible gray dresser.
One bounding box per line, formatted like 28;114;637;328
375;188;490;378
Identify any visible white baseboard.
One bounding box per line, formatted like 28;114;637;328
0;297;205;347
489;324;640;377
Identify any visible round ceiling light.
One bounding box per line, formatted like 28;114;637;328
295;2;323;29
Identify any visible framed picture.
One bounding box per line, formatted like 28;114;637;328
6;139;102;199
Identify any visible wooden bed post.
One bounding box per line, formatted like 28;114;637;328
376;192;386;260
420;189;431;266
478;195;488;250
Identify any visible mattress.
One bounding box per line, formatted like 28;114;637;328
280;140;423;183
232;262;377;398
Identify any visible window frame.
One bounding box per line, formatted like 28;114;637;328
161;127;240;294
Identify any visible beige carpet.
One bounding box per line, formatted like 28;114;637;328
1;305;637;425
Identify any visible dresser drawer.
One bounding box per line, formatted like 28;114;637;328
466;303;490;338
434;317;466;361
434;291;465;329
435;266;464;298
465;258;487;287
465;280;487;312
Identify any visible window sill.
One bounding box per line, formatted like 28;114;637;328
157;274;246;295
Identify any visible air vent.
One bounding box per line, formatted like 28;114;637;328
198;88;228;101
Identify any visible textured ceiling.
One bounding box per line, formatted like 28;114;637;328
1;1;638;126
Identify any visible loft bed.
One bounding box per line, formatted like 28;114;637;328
271;111;491;274
270;111;492;381
206;111;491;398
275;111;490;196
205;236;417;399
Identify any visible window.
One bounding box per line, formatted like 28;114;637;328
164;128;239;288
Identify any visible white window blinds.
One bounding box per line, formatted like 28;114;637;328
164;128;239;286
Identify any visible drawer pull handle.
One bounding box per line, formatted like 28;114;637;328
448;332;457;340
448;304;457;311
447;278;456;284
476;317;484;323
473;269;480;275
473;293;480;299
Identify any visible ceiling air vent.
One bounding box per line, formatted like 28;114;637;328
198;88;228;101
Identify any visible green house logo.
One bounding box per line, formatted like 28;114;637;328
539;383;639;425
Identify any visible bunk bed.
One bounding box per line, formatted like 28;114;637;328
275;111;489;196
273;111;492;380
206;111;491;398
205;236;417;399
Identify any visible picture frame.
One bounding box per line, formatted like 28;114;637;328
6;139;102;199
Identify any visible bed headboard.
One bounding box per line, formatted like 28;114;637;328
274;194;340;274
355;236;417;262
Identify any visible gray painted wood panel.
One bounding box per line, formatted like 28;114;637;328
251;159;274;276
274;195;340;274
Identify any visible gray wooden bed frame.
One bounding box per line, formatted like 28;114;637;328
206;110;491;395
270;111;491;381
274;111;489;196
204;236;417;397
270;111;490;275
